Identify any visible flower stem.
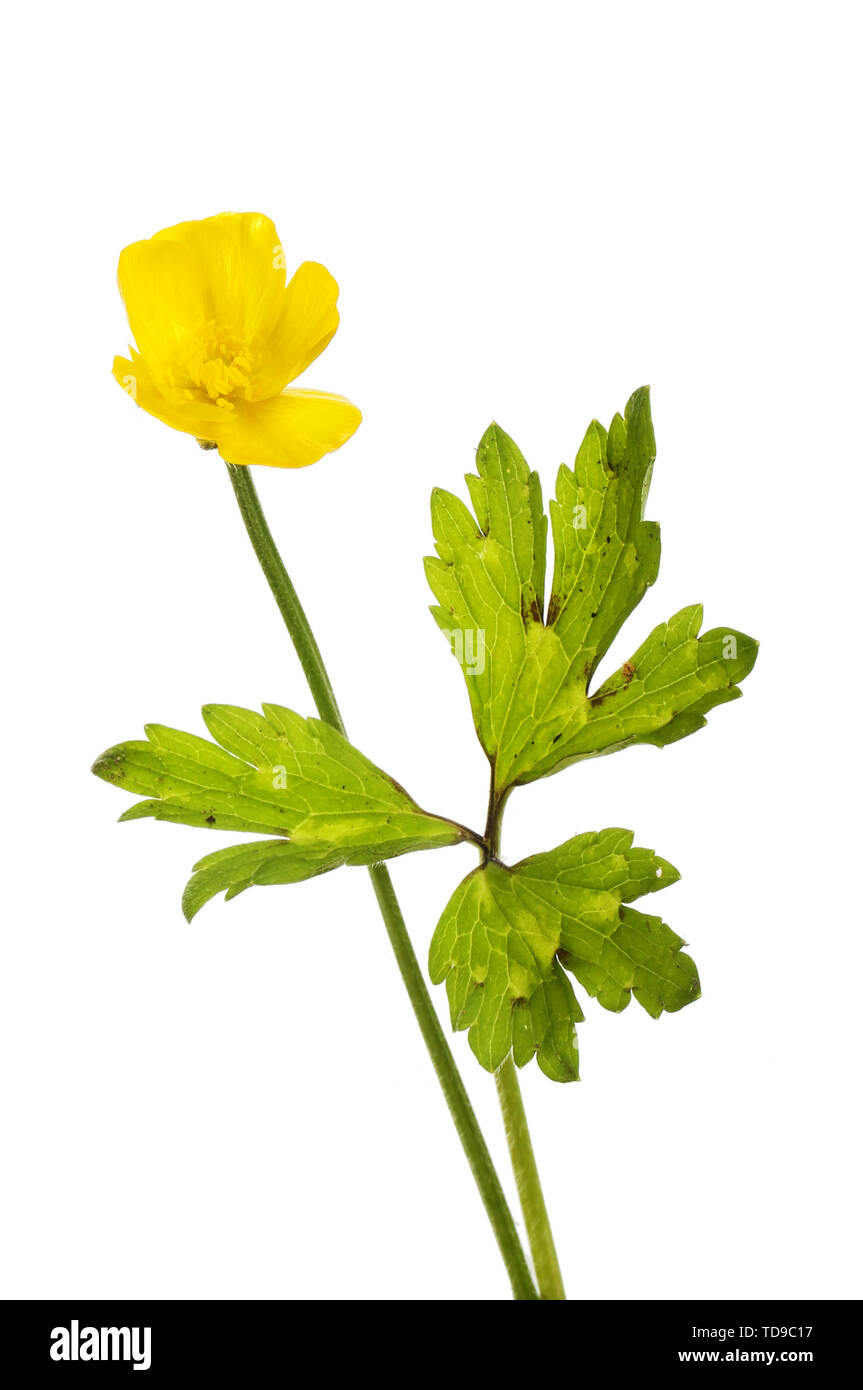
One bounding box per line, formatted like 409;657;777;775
225;461;538;1302
495;1056;566;1300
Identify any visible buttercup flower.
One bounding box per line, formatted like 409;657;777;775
112;213;361;468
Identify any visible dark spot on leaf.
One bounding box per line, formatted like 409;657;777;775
590;678;623;707
93;750;126;783
512;997;528;1010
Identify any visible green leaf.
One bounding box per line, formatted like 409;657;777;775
425;387;758;790
549;605;759;771
429;828;697;1081
180;839;350;922
512;959;584;1083
424;422;547;785
92;704;468;917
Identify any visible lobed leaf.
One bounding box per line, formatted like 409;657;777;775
429;828;697;1081
425;387;758;790
93;704;467;917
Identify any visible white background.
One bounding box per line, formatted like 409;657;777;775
2;1;860;1301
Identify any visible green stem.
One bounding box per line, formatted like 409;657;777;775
225;462;538;1302
484;773;566;1301
495;1056;566;1301
225;464;346;735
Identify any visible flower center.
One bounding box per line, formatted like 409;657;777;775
184;322;254;406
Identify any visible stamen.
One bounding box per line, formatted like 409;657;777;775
183;323;254;403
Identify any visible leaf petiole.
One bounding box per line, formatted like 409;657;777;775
483;774;567;1300
495;1055;566;1301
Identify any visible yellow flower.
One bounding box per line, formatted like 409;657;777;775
112;213;361;468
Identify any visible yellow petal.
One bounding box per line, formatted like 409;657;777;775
118;213;287;375
112;354;229;441
217;389;362;469
117;240;204;375
153;213;287;340
251;262;341;398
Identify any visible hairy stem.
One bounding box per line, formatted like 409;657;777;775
484;773;566;1300
225;461;538;1301
495;1055;566;1300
